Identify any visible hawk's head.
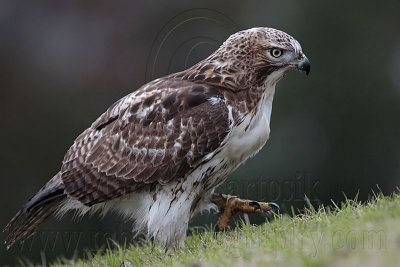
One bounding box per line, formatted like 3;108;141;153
201;27;310;90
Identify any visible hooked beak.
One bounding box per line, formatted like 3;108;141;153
297;56;310;75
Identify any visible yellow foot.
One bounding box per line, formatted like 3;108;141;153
210;193;279;231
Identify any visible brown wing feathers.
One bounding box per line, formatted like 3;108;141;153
4;78;231;248
61;79;230;205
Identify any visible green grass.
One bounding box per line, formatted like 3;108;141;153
52;192;400;267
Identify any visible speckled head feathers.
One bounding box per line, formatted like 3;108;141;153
180;27;308;90
224;27;302;54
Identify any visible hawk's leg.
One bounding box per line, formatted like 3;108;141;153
210;193;279;231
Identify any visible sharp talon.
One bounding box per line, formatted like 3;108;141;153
260;202;281;219
268;202;280;211
261;202;280;217
210;193;281;229
249;201;262;210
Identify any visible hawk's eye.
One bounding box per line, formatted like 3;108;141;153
270;48;283;58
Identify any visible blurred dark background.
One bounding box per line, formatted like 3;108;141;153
1;0;399;265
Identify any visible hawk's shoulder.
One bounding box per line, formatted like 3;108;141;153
61;78;232;205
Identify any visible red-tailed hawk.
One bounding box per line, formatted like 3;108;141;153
5;27;310;250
